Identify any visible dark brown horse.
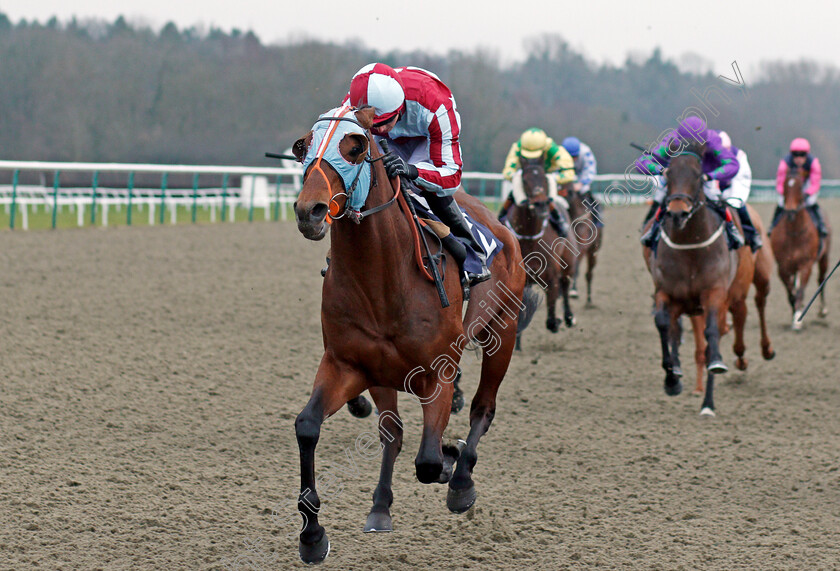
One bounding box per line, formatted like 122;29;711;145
504;159;576;347
291;106;529;563
642;142;774;416
769;168;832;329
566;187;603;306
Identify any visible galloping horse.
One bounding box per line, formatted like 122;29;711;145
291;106;529;563
642;141;774;416
769;168;832;329
503;159;575;346
566;187;602;306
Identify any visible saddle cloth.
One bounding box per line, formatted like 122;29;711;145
408;194;503;276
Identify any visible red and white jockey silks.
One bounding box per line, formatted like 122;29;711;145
343;65;463;196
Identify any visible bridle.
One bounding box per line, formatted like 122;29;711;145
662;150;705;225
302;111;397;223
507;162;551;240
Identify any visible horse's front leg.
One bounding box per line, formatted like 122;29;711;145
364;387;402;533
585;247;598;306
818;248;830;317
560;272;576;327
669;314;683;380
700;288;729;415
793;266;813;330
295;358;366;564
654;292;682;396
413;371;454;485
545;271;561;333
690;314;707;395
730;298;749;371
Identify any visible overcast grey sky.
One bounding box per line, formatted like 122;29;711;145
2;1;835;76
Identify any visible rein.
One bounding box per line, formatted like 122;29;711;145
661;222;725;250
505;217;548;240
662;150;706;225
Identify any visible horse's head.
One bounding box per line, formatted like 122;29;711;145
519;158;550;217
783;167;806;214
292;106;376;240
663;140;706;229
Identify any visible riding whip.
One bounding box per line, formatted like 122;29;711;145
797;256;840;321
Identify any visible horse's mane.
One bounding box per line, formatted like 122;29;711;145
683;139;706;158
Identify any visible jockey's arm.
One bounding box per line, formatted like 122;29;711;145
807;158;823;195
413;107;463;195
548;145;577;185
706;144;740;186
775;159;787;194
634;139;671;176
502;143;521;181
578;145;597;192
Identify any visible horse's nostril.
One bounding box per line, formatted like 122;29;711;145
310;203;328;222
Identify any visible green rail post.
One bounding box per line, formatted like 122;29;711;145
479;179;486;201
159;173;168;225
9;169;19;230
126;172;135;226
90;171;99;225
274;176;281;221
51;170;61;229
221;174;229;222
248;175;256;222
191;173;199;223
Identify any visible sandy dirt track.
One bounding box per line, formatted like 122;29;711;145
2;201;840;570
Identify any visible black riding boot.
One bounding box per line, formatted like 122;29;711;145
737;205;763;252
432;196;491;285
548;202;569;237
709;201;745;250
807;203;829;238
767;205;784;236
582;191;604;228
640;215;661;249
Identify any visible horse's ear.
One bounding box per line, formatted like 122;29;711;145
355;106;376;130
662;167;669;179
339;133;369;165
292;131;313;163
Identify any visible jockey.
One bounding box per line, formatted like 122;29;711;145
345;63;490;285
717;130;763;252
496;128;577;237
636;116;744;250
561;136;603;229
768;137;828;238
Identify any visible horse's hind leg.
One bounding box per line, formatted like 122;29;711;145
448;324;517;514
730;298;748;371
364;387;402;533
295;361;366;563
545;274;561;333
753;256;775;359
701;288;729;376
793;266;814;329
669;315;683;379
585;246;598;306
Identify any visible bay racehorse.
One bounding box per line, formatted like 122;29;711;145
769;168;832;329
642;142;774;416
291;106;530;563
566;186;602;306
504;158;575;349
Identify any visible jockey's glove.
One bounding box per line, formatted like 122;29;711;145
702;173;712;182
383;153;419;180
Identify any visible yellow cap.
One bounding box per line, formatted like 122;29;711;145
519;128;548;159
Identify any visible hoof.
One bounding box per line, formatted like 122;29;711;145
792;311;803;331
664;378;683;396
451;388;465;414
416;461;443;485
699;407;716;417
347;396;372;419
820;307;828;318
763;348;776;361
364;510;393;533
672;365;683;379
569;288;579;299
299;532;330;564
735;357;748;371
546;318;560;333
447;484;477;514
565;315;576;328
707;360;728;374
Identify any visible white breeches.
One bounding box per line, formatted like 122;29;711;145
507;170;559;204
652;176;721;203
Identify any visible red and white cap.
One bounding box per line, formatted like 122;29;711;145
790;137;811;153
349;63;405;123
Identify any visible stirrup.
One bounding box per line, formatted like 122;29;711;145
726;222;745;250
467;264;491;286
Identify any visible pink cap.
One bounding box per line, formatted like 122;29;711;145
790;137;811;153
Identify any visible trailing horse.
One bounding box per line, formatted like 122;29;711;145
291;106;532;563
502;158;576;349
641;142;774;416
769;168;832;329
566;186;603;306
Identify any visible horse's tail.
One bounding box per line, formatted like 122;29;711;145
517;284;543;334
